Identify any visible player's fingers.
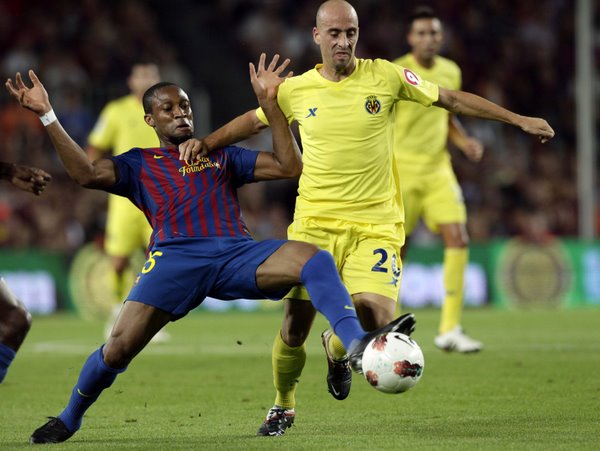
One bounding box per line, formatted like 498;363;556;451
285;71;294;79
33;181;48;193
179;143;190;161
258;53;266;72
191;143;204;161
5;79;18;97
35;169;52;181
267;54;280;72
187;142;202;161
187;142;200;161
15;72;27;90
275;58;290;75
29;69;42;86
249;62;257;79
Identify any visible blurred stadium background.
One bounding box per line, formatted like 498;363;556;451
0;0;598;316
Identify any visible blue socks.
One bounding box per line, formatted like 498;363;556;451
0;342;16;384
300;250;365;349
58;346;126;432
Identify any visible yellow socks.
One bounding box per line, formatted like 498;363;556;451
439;247;468;334
272;331;306;409
326;332;347;360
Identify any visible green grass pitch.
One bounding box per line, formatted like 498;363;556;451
1;307;599;450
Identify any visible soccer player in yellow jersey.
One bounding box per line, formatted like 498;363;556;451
86;63;162;340
193;0;554;436
393;6;484;353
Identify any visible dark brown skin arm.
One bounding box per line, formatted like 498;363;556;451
0;161;51;195
206;110;267;151
5;70;117;189
248;54;301;181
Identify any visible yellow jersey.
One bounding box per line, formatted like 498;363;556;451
256;58;438;224
88;94;159;156
393;53;461;173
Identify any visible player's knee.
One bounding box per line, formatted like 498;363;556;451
1;302;32;341
442;225;469;247
102;338;134;369
280;328;309;347
302;248;335;273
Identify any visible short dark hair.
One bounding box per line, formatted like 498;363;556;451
408;6;437;27
142;82;178;113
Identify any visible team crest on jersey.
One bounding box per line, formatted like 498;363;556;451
179;157;221;177
364;95;381;115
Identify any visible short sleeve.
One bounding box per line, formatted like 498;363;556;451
379;59;439;107
454;64;462;91
222;146;260;186
105;148;142;197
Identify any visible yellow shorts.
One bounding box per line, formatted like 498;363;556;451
286;217;404;301
401;165;466;235
104;194;152;257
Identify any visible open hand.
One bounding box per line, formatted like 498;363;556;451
5;70;52;116
249;53;292;106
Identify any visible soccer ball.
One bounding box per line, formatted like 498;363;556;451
361;332;424;394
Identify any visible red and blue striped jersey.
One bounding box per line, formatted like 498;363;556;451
107;146;259;245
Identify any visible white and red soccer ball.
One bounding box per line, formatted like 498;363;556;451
362;332;424;394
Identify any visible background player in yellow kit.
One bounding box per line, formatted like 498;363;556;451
86;63;162;340
193;0;554;436
393;6;483;353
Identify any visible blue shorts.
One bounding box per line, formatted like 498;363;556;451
127;236;288;318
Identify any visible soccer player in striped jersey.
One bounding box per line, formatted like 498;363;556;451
393;7;484;352
192;0;554;436
7;54;414;444
0;162;50;384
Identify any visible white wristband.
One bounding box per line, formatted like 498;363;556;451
39;109;57;127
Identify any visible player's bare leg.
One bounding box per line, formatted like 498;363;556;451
106;255;170;343
30;301;173;444
103;301;174;367
0;278;32;383
435;222;482;353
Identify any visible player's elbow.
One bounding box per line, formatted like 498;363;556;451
286;160;303;178
435;88;460;113
277;158;303;179
244;110;268;135
77;171;109;189
78;174;99;189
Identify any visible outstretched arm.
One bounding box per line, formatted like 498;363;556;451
5;70;117;189
178;111;266;161
0;162;51;195
250;53;301;181
436;88;555;143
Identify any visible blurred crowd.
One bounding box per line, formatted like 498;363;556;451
0;0;597;256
